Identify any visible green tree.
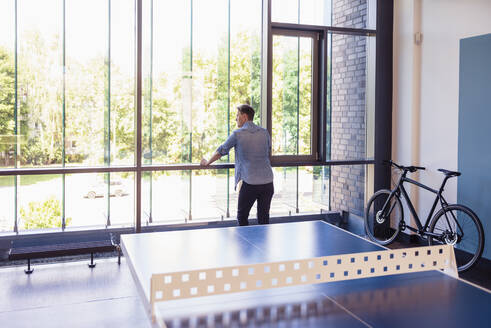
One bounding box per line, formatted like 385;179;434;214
18;30;64;165
21;197;72;229
7;29;138;167
111;67;135;164
6;26;314;170
271;38;312;155
65;56;106;165
229;31;262;131
0;47;16;166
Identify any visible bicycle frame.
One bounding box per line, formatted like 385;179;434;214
367;162;485;272
387;171;452;238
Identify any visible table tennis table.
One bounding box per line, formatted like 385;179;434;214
121;220;490;328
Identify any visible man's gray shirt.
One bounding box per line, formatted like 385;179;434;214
217;121;274;189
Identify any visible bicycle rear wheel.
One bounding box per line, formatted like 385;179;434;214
365;189;403;245
428;204;484;272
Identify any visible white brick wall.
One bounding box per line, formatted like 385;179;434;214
330;0;367;216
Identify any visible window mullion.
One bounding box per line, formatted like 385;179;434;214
135;0;143;232
14;0;18;234
62;0;66;230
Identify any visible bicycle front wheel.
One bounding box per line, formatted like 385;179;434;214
365;189;403;245
428;205;484;272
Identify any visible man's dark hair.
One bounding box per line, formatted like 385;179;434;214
237;104;255;121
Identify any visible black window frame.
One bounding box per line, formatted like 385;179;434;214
268;27;321;164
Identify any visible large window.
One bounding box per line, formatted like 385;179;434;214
0;0;135;232
0;0;378;234
141;0;263;223
271;29;318;160
142;0;262;166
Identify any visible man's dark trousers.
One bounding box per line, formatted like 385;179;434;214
237;181;274;226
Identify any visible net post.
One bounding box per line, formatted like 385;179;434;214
443;245;459;279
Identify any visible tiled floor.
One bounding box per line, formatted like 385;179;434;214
0;258;151;328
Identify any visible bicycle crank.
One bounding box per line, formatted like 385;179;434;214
443;232;459;246
375;210;385;224
399;220;406;231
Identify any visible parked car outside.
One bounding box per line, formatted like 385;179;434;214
84;179;128;199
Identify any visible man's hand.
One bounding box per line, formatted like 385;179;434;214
201;152;222;166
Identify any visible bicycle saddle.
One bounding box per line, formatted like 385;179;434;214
438;168;461;177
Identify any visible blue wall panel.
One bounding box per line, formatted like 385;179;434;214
458;33;491;260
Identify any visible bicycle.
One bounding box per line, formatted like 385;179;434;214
364;160;484;272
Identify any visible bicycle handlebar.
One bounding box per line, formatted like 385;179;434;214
383;160;425;173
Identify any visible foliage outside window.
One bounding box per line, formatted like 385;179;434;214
21;197;72;230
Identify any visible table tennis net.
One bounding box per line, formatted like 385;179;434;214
150;245;457;320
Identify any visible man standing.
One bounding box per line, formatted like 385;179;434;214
201;104;274;226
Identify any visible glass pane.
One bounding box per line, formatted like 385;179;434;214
271;0;299;24
110;0;135;165
0;176;15;232
18;174;62;231
143;0;191;165
270;167;297;216
65;172;132;229
143;0;262;165
299;0;332;26
228;168;238;218
272;0;376;29
191;169;229;222
0;0;15;168
298;166;330;212
191;0;229;164
66;173;107;229
330;34;375;160
65;0;108;166
18;0;63;167
272;0;332;25
143;171;190;225
230;0;263;131
109;172;134;227
272;35;312;156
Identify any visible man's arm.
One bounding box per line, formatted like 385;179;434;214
200;151;222;166
201;131;237;166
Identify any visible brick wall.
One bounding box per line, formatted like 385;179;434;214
330;0;367;216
